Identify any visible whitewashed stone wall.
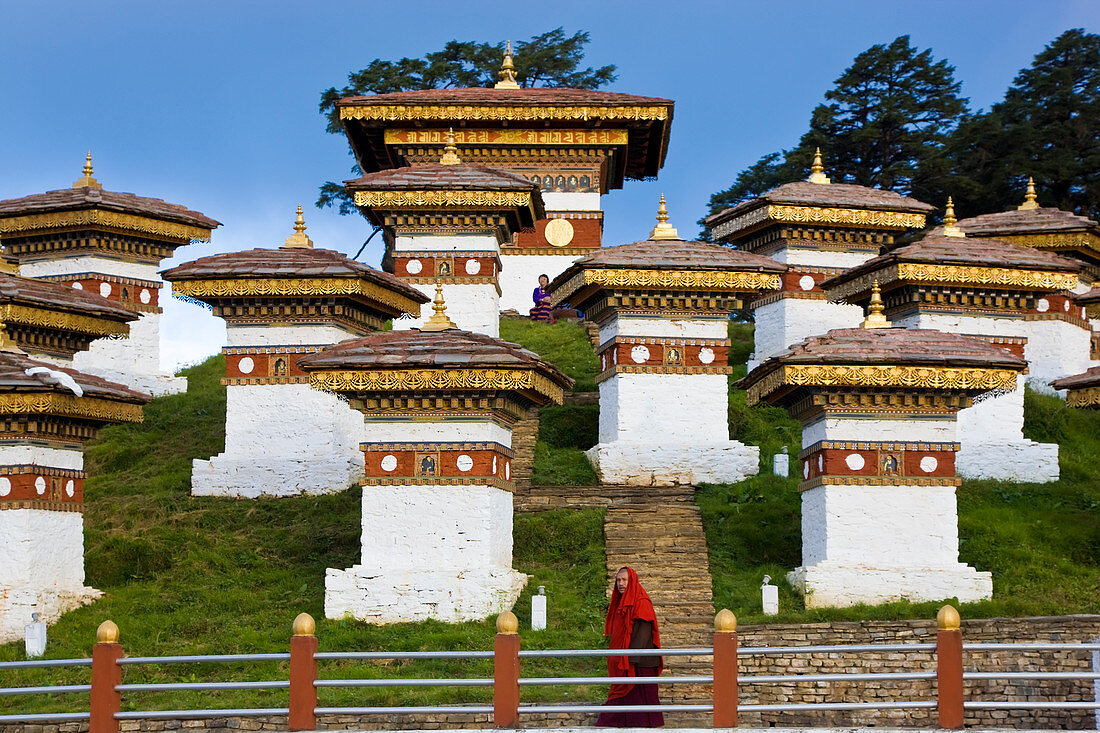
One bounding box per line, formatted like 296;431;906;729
193;383;365;498
0;445;98;643
789;416;992;608
21;257;184;396
498;253;581;315
895;314;1059;482
392;283;499;337
750;298;864;369
326;418;526;623
193;324;367;498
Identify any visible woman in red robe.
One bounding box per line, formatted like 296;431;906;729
596;566;664;727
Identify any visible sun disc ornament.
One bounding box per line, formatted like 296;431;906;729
405;259;423;275
630;345;650;364
71;282;83;290
0;477;9;496
380;454;398;472
799;275;816;291
544;218;575;248
920;456;938;473
238;357;254;375
456;454;474;472
464;259;481;275
35;476;46;495
99;282;112;298
699;347;715;365
140;288;151;304
844;453;866;470
65;479;75;497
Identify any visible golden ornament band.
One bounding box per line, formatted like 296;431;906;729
551;268;782;306
828;264;1080;301
352;190;533;209
171;278;423;316
309;367;565;404
2;304;131;338
385;128;630;146
712;204;927;239
0;209;213;243
340;104;671;123
0;393;145;423
1065;386;1100;408
746;364;1020;406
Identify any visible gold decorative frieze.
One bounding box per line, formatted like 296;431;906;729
502;246;600;256
171;277;422;315
3;304;130;338
353;190;532;209
712;204;927;239
0;209;212;242
746;364;1021;406
385;128;630;146
799;476;961;491
1065;386;1100;408
0;393;144;423
310;367;565;404
340;104;670;123
981;232;1100;254
828;263;1080;302
551;268;782;306
595;364;734;383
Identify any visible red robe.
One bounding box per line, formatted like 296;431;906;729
604;566;663;699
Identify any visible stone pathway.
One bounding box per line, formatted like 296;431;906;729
517;483;715;721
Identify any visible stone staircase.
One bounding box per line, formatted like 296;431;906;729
518;483;715;723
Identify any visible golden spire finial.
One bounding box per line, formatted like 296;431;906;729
421;283;458;331
860;280;892;329
648;194;681;241
808;147;831;185
73;151;102;189
495;40;520;89
1018;176;1039;210
282;205;314;249
942;196;965;237
439;128;462;165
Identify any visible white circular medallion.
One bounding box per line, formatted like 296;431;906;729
802;461;809;479
1063;299;1071;312
698;347;715;365
140;288;151;304
544;218;575;247
380;455;398;472
844;453;866;470
505;461;511;480
612;349;618;364
405;259;423;275
65;480;75;498
99;282;112;298
35;476;46;495
71;282;84;290
0;477;9;496
817;454;824;471
464;259;481;275
492;456;498;474
630;345;651;364
799;275;816;291
238;356;255;375
601;354;607;370
456;454;474;472
919;456;939;473
1037;298;1050;312
1082;307;1087;319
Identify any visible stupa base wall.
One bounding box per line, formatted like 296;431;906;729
955;440;1059;483
749;297;864;369
392;283;499;337
787;562;992;609
1025;318;1092;387
191;384;364;497
73;312;185;396
0;509;98;642
499;253;583;314
586;441;759;486
325;483;525;623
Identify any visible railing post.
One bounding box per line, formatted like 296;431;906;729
288;613;318;731
936;604;964;729
713;609;738;728
90;620;122;733
493;611;520;728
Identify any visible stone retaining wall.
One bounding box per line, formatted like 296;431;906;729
3;616;1096;732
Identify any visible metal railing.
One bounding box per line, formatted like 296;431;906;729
1;606;1097;731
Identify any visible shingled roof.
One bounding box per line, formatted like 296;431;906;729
297;328;572;387
556;239;786;275
706;181;934;231
336;87;673;110
0;349;150;404
0;185;220;232
1050;366;1100;391
345;163;541;191
161;247;428;304
957;207;1100;237
0;272;139;323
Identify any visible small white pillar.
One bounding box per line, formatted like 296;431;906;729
531;586;547;631
772;450;789;478
24;613;46;657
761;576;779;616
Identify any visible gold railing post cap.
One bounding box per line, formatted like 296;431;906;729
292;612;316;636
96;619;120;643
496;611;519;635
715;609;737;632
936;604;961;631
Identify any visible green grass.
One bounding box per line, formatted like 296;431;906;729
0;356;608;714
499;317;599;392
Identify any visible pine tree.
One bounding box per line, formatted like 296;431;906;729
950;29;1100;219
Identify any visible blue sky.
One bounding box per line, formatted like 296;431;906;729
2;0;1097;368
